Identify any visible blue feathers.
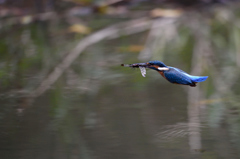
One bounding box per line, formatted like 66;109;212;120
168;67;208;82
188;75;208;82
170;67;208;82
164;71;193;85
147;63;208;87
148;61;167;67
162;67;208;86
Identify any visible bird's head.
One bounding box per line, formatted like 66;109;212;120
147;61;169;71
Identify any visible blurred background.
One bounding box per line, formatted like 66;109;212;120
1;0;240;158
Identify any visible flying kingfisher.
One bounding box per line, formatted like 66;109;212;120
121;60;208;87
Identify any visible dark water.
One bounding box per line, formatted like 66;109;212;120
0;16;240;159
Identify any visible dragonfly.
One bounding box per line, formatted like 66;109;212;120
121;63;147;77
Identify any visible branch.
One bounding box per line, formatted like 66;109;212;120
31;17;169;97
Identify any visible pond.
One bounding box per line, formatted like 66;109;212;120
0;8;240;159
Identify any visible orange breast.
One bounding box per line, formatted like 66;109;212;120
158;71;167;80
150;64;167;80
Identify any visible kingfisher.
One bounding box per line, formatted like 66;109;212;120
121;60;208;87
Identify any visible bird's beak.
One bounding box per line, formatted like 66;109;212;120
146;62;152;68
158;67;169;71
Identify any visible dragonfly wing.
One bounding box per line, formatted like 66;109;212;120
139;66;146;77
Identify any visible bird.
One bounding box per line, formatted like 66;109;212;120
121;60;208;87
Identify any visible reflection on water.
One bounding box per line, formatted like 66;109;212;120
1;8;240;159
0;76;238;159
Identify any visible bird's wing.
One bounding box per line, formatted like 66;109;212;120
169;67;208;83
169;67;188;74
164;68;193;85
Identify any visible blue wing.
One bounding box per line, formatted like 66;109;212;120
164;68;193;85
164;67;208;84
169;67;189;74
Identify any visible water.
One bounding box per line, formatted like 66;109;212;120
1;12;240;159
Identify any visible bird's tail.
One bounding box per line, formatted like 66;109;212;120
189;76;208;82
